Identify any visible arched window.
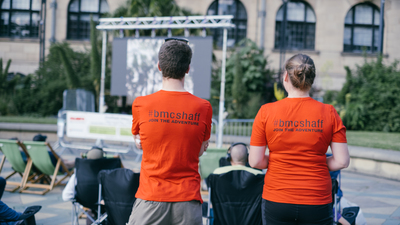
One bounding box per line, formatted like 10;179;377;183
0;0;41;38
67;0;109;40
207;0;247;48
343;3;380;53
274;1;316;50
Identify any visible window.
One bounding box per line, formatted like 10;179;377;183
67;0;109;40
207;0;247;48
343;3;380;53
274;1;316;50
0;0;41;38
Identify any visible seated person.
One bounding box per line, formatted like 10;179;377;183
32;134;75;171
213;143;263;175
62;146;104;201
0;177;41;225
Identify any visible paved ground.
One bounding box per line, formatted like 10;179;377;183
1;139;400;224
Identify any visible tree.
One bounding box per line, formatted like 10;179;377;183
212;39;274;119
0;58;12;95
328;57;400;132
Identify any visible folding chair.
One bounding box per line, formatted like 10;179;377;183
71;157;122;225
94;168;140;225
19;141;73;195
0;139;38;192
330;169;360;225
206;170;264;225
199;148;227;180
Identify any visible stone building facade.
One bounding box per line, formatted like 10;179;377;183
1;0;399;92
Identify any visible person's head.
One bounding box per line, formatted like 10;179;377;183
229;144;248;166
33;134;47;142
158;38;192;80
284;53;316;91
86;146;104;160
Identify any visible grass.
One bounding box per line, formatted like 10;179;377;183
1;116;399;151
346;131;400;151
0;116;57;124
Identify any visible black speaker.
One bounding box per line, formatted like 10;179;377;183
342;206;359;225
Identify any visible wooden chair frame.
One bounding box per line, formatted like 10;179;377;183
19;142;73;195
0;140;40;192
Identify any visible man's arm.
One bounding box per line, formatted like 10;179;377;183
0;200;22;221
199;140;209;157
249;145;269;169
62;174;76;201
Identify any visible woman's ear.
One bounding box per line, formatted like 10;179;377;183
283;71;288;82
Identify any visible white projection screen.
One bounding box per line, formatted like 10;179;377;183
111;37;213;99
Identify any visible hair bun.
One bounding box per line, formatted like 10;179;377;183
285;54;315;91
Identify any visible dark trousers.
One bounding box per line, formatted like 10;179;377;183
262;199;333;225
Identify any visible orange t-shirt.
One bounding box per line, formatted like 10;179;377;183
250;97;346;205
131;90;212;203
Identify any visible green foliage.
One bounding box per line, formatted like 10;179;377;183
330;57;400;132
0;43;95;116
53;44;81;89
211;39;274;119
274;82;285;101
0;58;13;96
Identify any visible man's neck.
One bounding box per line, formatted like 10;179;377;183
231;162;246;166
161;77;186;92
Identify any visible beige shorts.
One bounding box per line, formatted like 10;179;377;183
126;198;202;225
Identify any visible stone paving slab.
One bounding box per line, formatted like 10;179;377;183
341;171;400;225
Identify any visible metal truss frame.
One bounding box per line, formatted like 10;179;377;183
96;15;235;148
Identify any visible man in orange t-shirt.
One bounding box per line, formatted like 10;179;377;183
127;38;212;225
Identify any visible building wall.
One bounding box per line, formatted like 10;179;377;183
0;0;126;75
1;0;399;93
176;0;400;93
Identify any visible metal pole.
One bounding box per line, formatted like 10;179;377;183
378;0;385;54
50;0;56;43
99;30;107;113
259;0;266;49
279;0;288;73
217;28;228;148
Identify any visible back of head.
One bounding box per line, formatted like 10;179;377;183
33;134;47;142
158;40;192;80
285;53;316;91
230;144;248;165
86;146;104;160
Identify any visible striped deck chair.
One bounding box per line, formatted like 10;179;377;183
0;139;37;192
20;141;73;195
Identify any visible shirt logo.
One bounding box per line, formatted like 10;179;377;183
273;119;324;133
148;110;200;126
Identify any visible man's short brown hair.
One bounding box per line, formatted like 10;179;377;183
158;40;192;80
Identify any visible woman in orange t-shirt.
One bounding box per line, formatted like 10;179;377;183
249;54;350;225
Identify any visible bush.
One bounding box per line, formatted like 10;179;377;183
211;39;274;119
332;57;400;132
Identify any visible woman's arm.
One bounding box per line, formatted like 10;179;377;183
249;145;269;169
326;142;350;171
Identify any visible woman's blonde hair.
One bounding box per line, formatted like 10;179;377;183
285;54;316;91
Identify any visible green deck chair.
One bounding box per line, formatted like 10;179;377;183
20;141;73;195
199;148;227;180
0;139;35;192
